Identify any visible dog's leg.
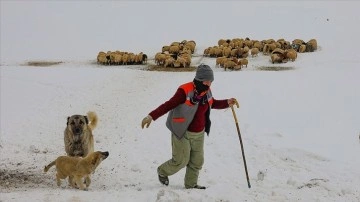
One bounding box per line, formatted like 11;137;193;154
56;173;62;187
68;176;72;186
85;175;91;188
74;176;87;191
69;176;76;188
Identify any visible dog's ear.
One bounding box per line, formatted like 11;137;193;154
84;116;89;124
67;117;70;125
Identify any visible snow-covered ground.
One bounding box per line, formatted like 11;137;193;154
1;1;360;202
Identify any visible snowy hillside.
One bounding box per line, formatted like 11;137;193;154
1;1;360;202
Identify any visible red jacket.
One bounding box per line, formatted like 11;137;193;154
149;85;229;133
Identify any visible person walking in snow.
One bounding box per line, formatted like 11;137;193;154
141;64;238;189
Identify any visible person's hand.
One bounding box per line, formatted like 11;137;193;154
141;115;153;129
228;98;239;108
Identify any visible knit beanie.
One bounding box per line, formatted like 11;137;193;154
195;64;214;82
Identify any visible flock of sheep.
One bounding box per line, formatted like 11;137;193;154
96;37;318;70
96;40;196;68
154;40;196;68
203;38;318;70
97;51;147;65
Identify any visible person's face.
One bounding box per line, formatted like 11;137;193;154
202;80;212;87
196;80;212;96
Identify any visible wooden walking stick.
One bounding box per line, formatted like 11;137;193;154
231;100;251;188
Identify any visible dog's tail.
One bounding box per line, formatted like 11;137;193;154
44;160;56;172
87;111;98;130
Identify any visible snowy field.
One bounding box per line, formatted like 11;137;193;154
1;1;360;202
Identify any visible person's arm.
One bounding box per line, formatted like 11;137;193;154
149;88;186;120
212;98;237;109
211;98;229;109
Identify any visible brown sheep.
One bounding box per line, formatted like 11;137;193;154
230;48;238;57
233;65;241;71
178;53;191;67
265;39;275;44
224;60;239;71
306;39;317;52
97;52;108;65
299;44;306;53
129;53;136;64
218;39;226;46
185;41;196;53
203;47;211;56
208;47;217;57
236;47;244;57
230;57;239;65
240;51;249;58
181;47;192;55
173;60;181;68
264;43;277;55
222;47;232;58
272;48;285;55
109;52;118;65
169;45;180;55
250;48;259;57
164;57;175;68
174;57;187;68
134;53;141;64
234;40;243;48
121;53;129;65
253;41;263;51
283;41;292;49
214;47;223;57
216;56;227;67
239;58;248;68
244;40;253;48
170;42;180;46
113;53;123;65
243;46;250;54
292;39;305;45
284;49;297;62
221;42;230;47
263;44;270;55
155;52;166;66
271;53;284;64
162;46;170;52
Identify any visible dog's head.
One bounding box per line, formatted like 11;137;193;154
67;115;89;142
89;151;109;170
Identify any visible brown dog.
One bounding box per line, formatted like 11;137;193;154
64;111;98;157
44;151;109;190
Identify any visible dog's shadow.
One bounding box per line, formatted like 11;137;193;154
0;168;55;190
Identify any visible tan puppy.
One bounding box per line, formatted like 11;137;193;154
44;151;109;190
64;111;98;157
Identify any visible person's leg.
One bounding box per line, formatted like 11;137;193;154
184;131;204;188
157;133;191;177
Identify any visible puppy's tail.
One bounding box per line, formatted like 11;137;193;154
44;161;56;172
87;111;98;130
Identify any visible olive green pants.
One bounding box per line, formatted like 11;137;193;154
157;130;204;188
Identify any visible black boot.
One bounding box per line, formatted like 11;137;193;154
158;174;169;186
186;185;206;189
